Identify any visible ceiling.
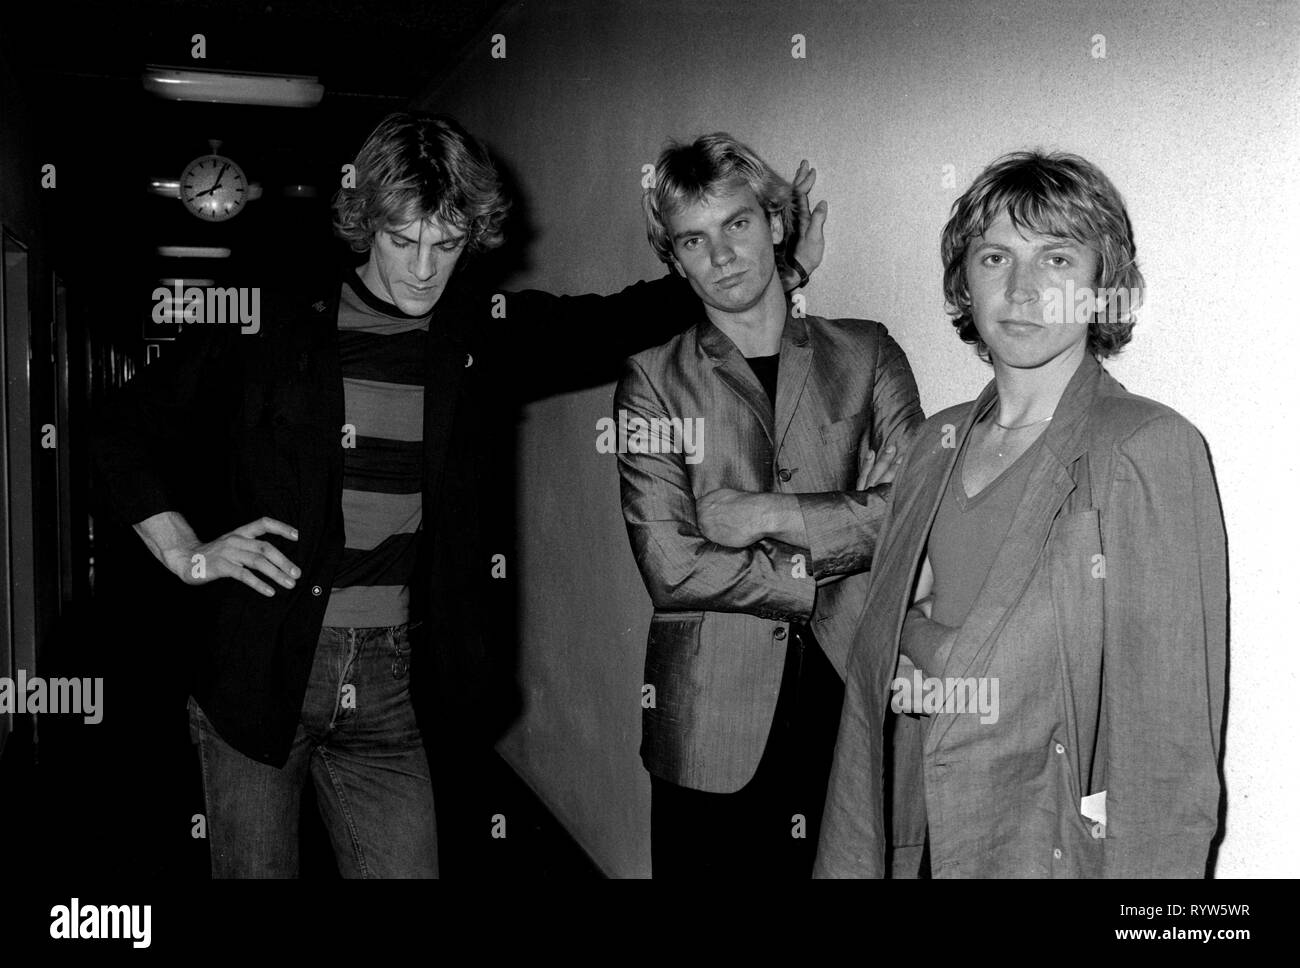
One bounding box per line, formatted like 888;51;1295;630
15;0;514;98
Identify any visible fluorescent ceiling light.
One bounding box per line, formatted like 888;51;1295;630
149;178;262;200
143;65;324;107
157;246;231;259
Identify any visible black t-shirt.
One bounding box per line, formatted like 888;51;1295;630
745;352;779;407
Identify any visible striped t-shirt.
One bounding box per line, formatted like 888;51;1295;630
320;270;428;628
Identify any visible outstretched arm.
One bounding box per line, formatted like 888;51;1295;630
496;161;829;399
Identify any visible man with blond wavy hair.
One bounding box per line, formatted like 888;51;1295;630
619;133;923;877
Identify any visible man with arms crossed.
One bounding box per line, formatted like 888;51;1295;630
617;134;923;878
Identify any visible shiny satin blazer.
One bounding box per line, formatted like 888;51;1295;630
616;309;922;794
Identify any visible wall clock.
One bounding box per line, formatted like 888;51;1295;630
180;151;248;222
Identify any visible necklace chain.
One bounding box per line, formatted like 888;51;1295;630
987;413;1052;460
994;415;1053;431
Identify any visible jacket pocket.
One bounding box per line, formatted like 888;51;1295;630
643;613;707;730
1053;736;1105;876
819;409;866;445
647;611;705;658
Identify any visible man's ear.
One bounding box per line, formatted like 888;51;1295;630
769;212;785;247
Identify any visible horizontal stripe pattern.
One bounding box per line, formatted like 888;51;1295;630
342;437;423;494
334;529;423;588
338;329;426;383
343;378;424;441
322;273;428;628
338;488;421;556
321;585;411;630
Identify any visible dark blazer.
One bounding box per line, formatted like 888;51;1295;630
91;269;700;766
616;309;922;793
815;354;1227;878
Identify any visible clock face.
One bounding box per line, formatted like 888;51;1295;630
180;154;248;222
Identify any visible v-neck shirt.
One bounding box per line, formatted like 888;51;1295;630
926;425;1044;629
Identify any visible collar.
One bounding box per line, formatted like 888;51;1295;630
342;265;437;322
695;301;809;363
967;352;1106;470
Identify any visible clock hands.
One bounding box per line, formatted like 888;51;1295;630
180;155;247;220
195;162;230;198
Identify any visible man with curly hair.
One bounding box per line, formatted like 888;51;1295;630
815;150;1227;878
93;112;826;878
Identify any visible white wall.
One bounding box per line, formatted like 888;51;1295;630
425;0;1300;877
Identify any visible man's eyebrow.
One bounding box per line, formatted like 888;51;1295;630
671;204;759;243
387;227;467;245
970;237;1082;251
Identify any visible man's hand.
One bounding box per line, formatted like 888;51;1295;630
696;488;771;547
165;516;302;597
855;439;903;490
895;553;957;696
695;488;802;548
787;159;828;278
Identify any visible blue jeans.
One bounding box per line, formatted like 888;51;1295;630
190;621;438;878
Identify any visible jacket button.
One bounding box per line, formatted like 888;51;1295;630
778;468;792;483
1053;848;1062;859
774;627;787;641
311;585;322;596
1055;743;1065;755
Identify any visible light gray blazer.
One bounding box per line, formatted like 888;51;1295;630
615;308;922;793
815;354;1228;878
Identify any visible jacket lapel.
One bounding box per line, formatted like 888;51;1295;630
773;312;812;457
697;318;775;446
926;355;1102;752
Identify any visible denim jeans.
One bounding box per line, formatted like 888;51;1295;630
190;621;438;878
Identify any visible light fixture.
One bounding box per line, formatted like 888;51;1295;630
149;178;262;201
157;246;231;259
143;65;324;108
